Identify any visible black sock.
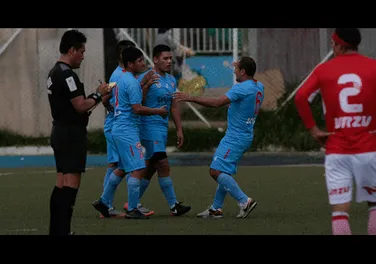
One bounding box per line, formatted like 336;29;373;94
60;186;78;235
49;186;63;235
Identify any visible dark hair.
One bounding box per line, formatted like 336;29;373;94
59;29;87;54
116;40;136;61
153;44;172;58
158;28;171;34
238;57;256;77
122;46;143;67
335;28;361;50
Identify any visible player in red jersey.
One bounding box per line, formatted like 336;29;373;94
295;28;376;235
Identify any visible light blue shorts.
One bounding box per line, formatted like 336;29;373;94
210;135;252;175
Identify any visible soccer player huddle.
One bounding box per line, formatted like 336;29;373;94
92;40;261;220
90;28;376;236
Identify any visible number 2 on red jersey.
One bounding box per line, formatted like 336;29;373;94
338;73;363;113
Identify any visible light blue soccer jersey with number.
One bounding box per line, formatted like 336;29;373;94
111;71;142;136
210;80;264;175
225;80;264;142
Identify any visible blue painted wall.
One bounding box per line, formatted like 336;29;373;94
185;56;233;88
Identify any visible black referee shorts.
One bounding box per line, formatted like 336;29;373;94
50;124;88;174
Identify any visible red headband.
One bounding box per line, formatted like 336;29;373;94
332;32;351;47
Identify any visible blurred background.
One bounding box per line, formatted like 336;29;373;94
2;28;376;153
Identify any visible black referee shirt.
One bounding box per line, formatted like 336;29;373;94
47;62;89;127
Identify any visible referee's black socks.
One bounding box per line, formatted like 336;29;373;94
49;186;78;235
49;185;63;235
61;186;78;235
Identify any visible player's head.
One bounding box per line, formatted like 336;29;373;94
331;28;361;56
233;57;257;83
153;44;173;73
158;28;172;34
59;29;87;69
116;40;136;64
122;46;145;74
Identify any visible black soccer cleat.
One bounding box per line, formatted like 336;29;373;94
170;202;191;216
92;199;110;218
124;208;150;219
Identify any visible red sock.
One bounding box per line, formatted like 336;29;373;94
332;212;351;235
368;207;376;235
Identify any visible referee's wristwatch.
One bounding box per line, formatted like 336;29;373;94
88;91;102;104
93;91;102;100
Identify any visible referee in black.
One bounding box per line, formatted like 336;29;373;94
47;29;112;235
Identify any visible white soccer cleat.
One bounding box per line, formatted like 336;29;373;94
197;207;223;219
236;198;257;218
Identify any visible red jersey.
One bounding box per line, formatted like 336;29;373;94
295;53;376;154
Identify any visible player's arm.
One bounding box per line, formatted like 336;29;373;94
141;84;151;104
101;80;117;113
295;73;330;145
171;97;184;148
171;78;183;131
139;70;159;103
176;94;231;108
294;72;321;130
101;92;113;112
132;104;167;116
174;83;249;107
171;97;182;130
128;80;168;116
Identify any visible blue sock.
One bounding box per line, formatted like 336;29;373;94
216;173;248;204
103;166;116;189
211;184;227;210
100;172;123;208
127;177;141;211
158;176;178;208
139;178;150;199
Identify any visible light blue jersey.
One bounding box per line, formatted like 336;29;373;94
225;80;264;143
112;71;143;136
138;69;177;128
137;69;177;159
103;66;125;133
210;80;264;175
111;71;145;173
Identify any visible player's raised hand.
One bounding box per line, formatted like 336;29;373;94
140;70;155;84
141;70;159;86
173;91;190;103
157;105;169;117
148;74;160;86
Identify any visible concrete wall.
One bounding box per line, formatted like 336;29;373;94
0;28;105;137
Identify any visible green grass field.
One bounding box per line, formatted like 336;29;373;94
0;165;370;235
